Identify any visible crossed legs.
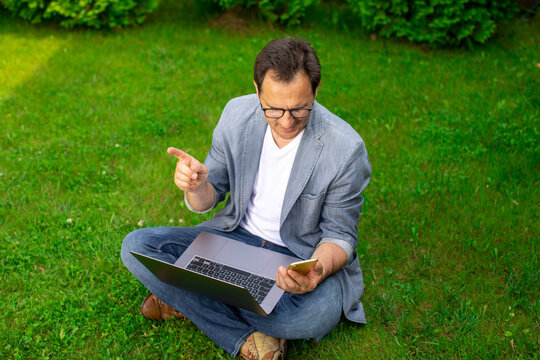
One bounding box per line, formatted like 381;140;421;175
121;226;343;356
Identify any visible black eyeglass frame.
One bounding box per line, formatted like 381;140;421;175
260;103;314;120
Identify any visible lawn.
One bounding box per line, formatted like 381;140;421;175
0;1;538;359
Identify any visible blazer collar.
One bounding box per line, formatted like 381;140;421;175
280;101;324;226
240;108;267;215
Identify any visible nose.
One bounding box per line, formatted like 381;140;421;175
281;111;295;127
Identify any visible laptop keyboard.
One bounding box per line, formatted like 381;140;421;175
186;256;276;304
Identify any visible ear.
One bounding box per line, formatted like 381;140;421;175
314;83;320;98
254;80;260;97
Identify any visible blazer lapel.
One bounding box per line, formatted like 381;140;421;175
280;106;324;226
240;110;267;214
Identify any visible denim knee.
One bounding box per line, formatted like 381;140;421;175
280;304;341;340
121;226;201;267
121;227;162;261
120;229;144;265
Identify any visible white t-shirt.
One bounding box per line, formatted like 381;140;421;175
240;125;304;247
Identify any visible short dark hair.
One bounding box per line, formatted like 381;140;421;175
254;38;321;95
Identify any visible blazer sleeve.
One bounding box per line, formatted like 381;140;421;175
317;140;371;262
203;104;232;207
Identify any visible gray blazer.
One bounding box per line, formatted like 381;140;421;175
197;94;371;323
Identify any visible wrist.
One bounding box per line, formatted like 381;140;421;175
185;181;215;214
187;180;208;196
319;259;332;280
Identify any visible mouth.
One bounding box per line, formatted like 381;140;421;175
280;124;296;132
280;125;296;133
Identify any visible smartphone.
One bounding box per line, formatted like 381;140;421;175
287;259;318;275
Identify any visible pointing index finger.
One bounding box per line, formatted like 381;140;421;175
167;147;189;161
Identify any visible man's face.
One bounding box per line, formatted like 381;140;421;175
256;70;317;148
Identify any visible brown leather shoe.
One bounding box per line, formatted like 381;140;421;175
239;331;287;360
140;293;186;321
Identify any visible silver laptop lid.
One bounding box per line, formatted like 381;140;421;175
131;231;301;315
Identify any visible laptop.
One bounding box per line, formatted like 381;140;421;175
130;231;302;316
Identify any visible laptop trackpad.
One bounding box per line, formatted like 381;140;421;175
214;240;273;275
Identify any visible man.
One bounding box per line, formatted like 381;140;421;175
121;38;371;360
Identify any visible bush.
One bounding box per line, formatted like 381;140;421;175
211;0;319;25
1;0;161;28
347;0;517;47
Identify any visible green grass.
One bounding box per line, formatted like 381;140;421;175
1;1;538;358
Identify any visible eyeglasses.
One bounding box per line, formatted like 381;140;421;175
260;104;313;120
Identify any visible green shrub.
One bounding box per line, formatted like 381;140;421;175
1;0;161;28
211;0;319;25
347;0;517;47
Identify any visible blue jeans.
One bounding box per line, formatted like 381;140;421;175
121;226;343;356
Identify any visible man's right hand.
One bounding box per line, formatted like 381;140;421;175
167;147;208;193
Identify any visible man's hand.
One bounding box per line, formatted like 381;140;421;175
167;147;215;212
276;261;324;294
276;242;348;294
167;147;208;193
